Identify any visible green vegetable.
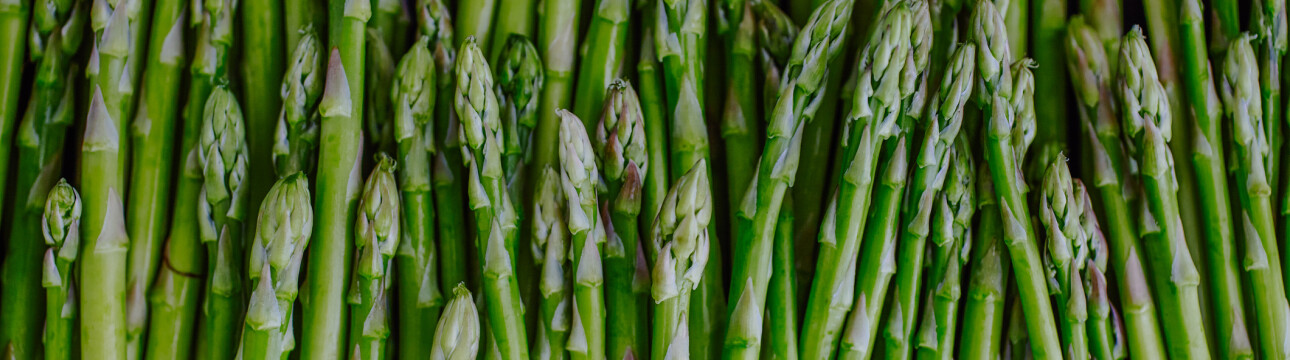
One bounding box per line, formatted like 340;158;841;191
571;0;629;127
636;9;668;247
42;180;81;360
195;87;250;360
1078;180;1129;360
365;30;397;154
1038;156;1091;360
79;86;129;360
0;0;30;231
914;138;976;360
488;0;536;62
557;110;605;360
433;284;483;360
239;0;286;267
649;160;713;360
596;80;649;360
240;174;312;360
347;154;401;359
273;29;324;177
531;167;571;359
957;164;1011;360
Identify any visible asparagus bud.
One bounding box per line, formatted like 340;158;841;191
432;284;482;360
274;29;323;177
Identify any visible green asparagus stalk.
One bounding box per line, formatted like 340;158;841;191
649;160;714;360
1078;180;1129;360
433;284;483;360
1031;0;1068;151
1177;1;1256;357
495;35;544;202
596;80;649;360
347;154;401;360
416;0;471;295
285;0;324;52
240;174;312;360
533;0;583;201
301;0;370;354
571;0;629;126
1254;0;1286;199
0;1;81;356
1118;28;1212;359
370;0;407;53
366;30;397;154
87;0;145;187
834;136;910;360
79;87;129;360
458;39;530;359
883;34;970;360
1066;16;1169;360
195;87;249;360
456;0;496;49
724;0;858;357
240;0;285;264
0;0;30;229
273;29;323;177
766;191;799;360
392;37;445;360
957;163;1011;360
1038;156;1091;360
1002;291;1033;359
718;0;759;231
123;0;184;352
1221;35;1290;359
531;167;571;359
489;0;538;62
557;110;605;360
914;138;976;360
997;0;1027;56
636;12;668;246
42;180;81;360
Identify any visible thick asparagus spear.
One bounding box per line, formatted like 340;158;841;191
42;180;81;360
571;0;629;126
649;160;714;360
487;0;536;62
1118;27;1211;359
1038;156;1091;360
458;39;530;359
433;284;483;360
301;0;370;354
195;87;249;360
957;163;1011;360
273;30;324;177
455;0;496;49
347;154;401;360
1031;0;1068;151
719;0;760;231
1253;0;1286;201
636;7;668;243
285;0;325;52
240;174;312;360
596;80;649;360
240;0;285;256
79;88;129;360
532;167;572;359
0;0;30;227
557;110;605;360
724;0;858;357
1078;180;1129;360
0;0;81;356
914;138;976;360
1220;34;1290;359
533;0;583;173
1067;16;1169;360
392;36;445;360
88;0;148;187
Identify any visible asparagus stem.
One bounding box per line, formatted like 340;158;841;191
195;87;250;360
649;160;714;360
284;0;325;52
346;155;401;360
718;0;759;232
596;80;649;360
239;0;286;264
1079;181;1130;360
42;180;81;360
80;87;129;360
636;18;669;242
0;0;30;229
1038;157;1091;360
456;0;497;50
766;192;799;359
392;37;445;360
957;163;1012;360
240;174;313;360
1221;35;1290;359
274;30;324;177
914;138;976;360
571;0;629;126
557;110;604;360
1067;16;1170;360
1118;28;1211;359
534;0;583;175
1254;0;1286;202
433;285;483;360
488;0;537;62
532;167;572;360
365;31;397;155
1031;0;1068;151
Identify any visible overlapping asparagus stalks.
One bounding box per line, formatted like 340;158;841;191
914;138;976;360
532;167;572;359
557;110;605;360
1038;156;1091;360
596;80;649;360
649;160;713;360
42;180;81;360
196;87;249;360
347;154;401;359
241;174;312;360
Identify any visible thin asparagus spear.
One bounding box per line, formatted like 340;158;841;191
1221;35;1290;359
0;0;30;228
1066;17;1169;360
571;0;629;126
301;0;371;354
239;0;285;260
458;39;530;359
1079;180;1129;360
392;37;445;360
240;174;313;360
1038;156;1091;360
456;0;496;49
346;154;401;360
80;87;129;360
532;167;572;360
1211;0;1239;55
724;0;858;357
914;138;976;360
1176;1;1255;357
367;30;398;154
433;284;483;360
649;160;714;360
488;0;537;62
370;0;404;52
766;192;799;359
123;0;184;352
596;80;649;360
416;0;471;295
88;0;150;189
285;0;325;51
958;163;1011;360
834;136;910;360
1254;0;1286;200
273;29;324;177
495;37;543;312
1002;291;1033;359
556;110;604;360
636;16;668;242
0;1;81;356
1031;0;1068;151
196;87;250;360
1118;28;1212;359
997;0;1027;57
533;0;583;174
718;0;758;234
43;180;81;360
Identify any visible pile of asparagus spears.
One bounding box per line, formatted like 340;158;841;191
2;0;1290;358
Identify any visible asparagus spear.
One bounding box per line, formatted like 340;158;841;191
571;0;629;126
834;136;910;360
557;110;605;360
1078;180;1129;360
195;87;250;360
301;0;370;354
1253;0;1286;200
914;138;976;360
79;88;129;360
488;0;537;62
532;167;572;359
273;29;324;177
998;0;1027;56
1177;1;1256;357
365;30;397;154
458;39;530;359
1038;156;1091;360
636;9;668;245
0;0;30;228
240;0;285;258
495;35;544;204
724;0;858;357
433;284;483;360
392;37;445;360
370;0;407;53
718;0;759;232
240;174;313;360
534;0;583;197
1221;34;1290;359
1067;16;1169;360
285;0;325;52
596;80;649;360
123;0;184;352
87;0;149;187
346;154;401;360
649;160;714;360
42;180;81;360
0;1;81;356
1031;0;1068;151
957;163;1011;360
766;191;799;360
1118;27;1212;359
456;0;496;49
